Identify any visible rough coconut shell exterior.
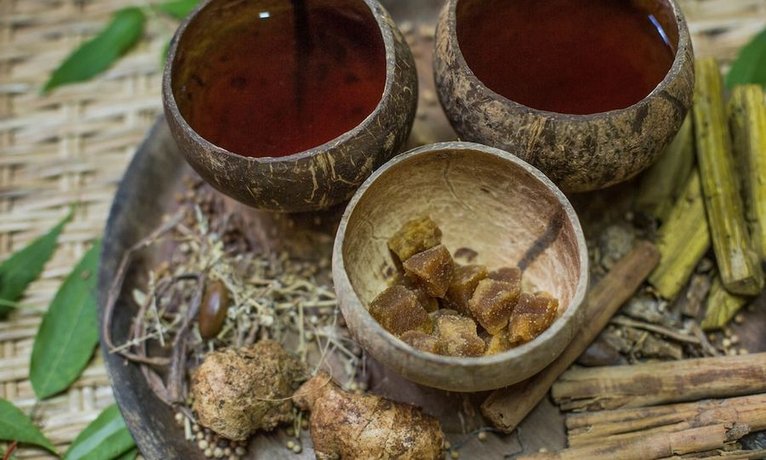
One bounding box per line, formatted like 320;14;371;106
433;0;695;192
163;0;418;211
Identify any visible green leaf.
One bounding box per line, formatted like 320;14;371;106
726;28;766;88
0;211;71;318
30;241;102;399
115;447;138;460
155;0;198;19
63;404;135;460
43;8;146;92
0;398;57;454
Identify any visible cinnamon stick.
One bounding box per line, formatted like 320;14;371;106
480;241;659;432
565;393;766;447
551;352;766;411
521;393;766;460
518;424;733;460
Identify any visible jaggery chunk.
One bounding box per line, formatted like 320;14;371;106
392;273;439;312
435;315;486;357
485;330;512;355
430;308;459;321
402;244;455;298
445;264;488;314
469;278;520;334
388;216;442;262
508;292;559;345
400;330;440;354
369;285;432;336
488;267;522;285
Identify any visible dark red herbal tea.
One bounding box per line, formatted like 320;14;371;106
176;1;386;158
456;0;676;115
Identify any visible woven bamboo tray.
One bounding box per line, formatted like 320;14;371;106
1;0;765;458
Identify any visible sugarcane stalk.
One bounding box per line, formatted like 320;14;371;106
729;84;766;262
551;352;766;411
701;276;748;330
636;115;695;222
693;58;764;296
647;170;710;300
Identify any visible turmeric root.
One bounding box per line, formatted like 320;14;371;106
294;372;445;459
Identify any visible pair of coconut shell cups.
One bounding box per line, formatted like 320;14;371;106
434;0;695;192
163;0;418;212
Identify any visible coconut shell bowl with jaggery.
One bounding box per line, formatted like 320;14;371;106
333;142;589;392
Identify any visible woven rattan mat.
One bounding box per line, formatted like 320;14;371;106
1;0;765;458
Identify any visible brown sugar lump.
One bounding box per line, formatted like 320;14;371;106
488;267;522;285
400;330;440;354
468;278;521;334
392;273;439;312
388;216;442;262
434;315;486;357
485;330;512;355
508;292;559;345
402;244;455;298
369;285;433;336
445;264;488;314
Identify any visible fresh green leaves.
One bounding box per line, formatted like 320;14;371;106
0;212;71;318
43;8;146;93
726;28;766;88
63;404;136;460
115;448;139;460
155;0;199;19
0;398;57;454
30;241;102;399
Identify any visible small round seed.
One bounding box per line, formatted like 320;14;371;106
213;447;224;458
292;444;302;454
450;450;460;459
286;427;295;437
198;440;209;450
235;447;247;456
204;448;213;458
224;447;232;456
735;313;745;324
301;418;309;430
740;348;750;355
477;431;488;441
287;440;296;450
730;334;740;345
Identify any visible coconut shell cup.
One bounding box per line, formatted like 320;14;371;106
163;0;418;212
333;142;589;392
433;0;695;192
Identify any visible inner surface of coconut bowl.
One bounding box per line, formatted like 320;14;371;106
333;141;589;392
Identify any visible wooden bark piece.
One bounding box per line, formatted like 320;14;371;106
552;352;766;411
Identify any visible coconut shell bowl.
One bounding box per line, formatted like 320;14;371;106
163;0;417;212
333;142;589;392
434;0;695;192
